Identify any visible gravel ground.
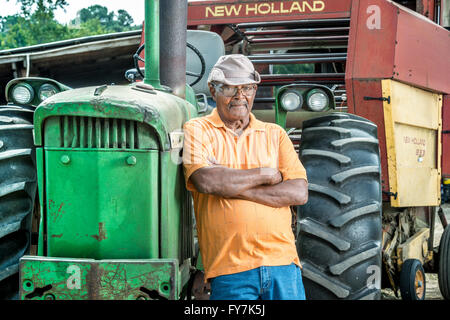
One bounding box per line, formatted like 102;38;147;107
381;203;449;300
381;273;443;300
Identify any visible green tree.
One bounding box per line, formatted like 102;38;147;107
1;0;71;49
0;1;139;50
72;5;137;33
77;5;113;25
0;15;29;48
14;0;68;16
70;18;108;39
117;10;134;28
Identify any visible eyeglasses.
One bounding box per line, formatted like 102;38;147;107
214;84;257;97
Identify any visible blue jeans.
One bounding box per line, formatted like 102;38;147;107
209;263;306;300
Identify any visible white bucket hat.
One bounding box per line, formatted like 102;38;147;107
207;54;261;86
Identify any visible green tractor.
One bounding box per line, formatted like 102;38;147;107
0;0;217;300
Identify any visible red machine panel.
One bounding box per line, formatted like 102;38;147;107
346;0;450;94
187;0;352;25
346;0;450;196
346;0;398;80
394;8;450;94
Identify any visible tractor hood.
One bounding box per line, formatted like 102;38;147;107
33;83;197;150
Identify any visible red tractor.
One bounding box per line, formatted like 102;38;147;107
183;0;449;300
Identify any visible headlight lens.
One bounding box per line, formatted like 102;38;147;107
306;89;329;111
39;84;58;101
280;91;302;111
12;84;34;105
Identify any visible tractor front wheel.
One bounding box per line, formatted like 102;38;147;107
0;106;37;300
297;113;382;300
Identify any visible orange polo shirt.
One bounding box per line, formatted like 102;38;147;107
182;108;307;280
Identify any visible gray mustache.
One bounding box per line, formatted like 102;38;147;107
229;101;248;107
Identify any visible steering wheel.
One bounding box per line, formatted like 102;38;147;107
133;42;206;87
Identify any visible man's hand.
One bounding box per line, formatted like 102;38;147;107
190;165;282;198
260;167;283;185
206;156;281;185
238;178;308;208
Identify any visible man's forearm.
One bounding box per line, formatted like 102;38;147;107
237;179;308;208
190;166;281;198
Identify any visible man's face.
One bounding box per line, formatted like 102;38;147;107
209;83;257;122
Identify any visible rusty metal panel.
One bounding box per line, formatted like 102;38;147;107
443;95;450;177
187;0;352;25
393;6;450;94
382;79;442;207
19;256;179;300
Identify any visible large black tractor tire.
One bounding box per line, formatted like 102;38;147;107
297;113;382;300
438;225;450;300
0;106;37;300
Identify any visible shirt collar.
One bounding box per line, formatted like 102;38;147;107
204;108;265;131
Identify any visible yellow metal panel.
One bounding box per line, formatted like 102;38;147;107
397;228;430;269
396;168;439;205
390;82;440;130
394;123;436;168
382;80;442;207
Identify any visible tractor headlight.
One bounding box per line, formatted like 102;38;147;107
280;91;302;112
12;83;34;105
306;89;329;112
38;83;58;101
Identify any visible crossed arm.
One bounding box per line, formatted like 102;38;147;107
189;166;308;208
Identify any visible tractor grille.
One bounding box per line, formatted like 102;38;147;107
180;192;194;262
45;116;143;149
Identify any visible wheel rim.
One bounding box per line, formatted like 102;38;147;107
415;269;425;299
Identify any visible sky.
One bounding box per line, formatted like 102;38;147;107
1;0;145;25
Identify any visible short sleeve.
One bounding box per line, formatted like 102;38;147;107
182;121;211;191
277;127;308;182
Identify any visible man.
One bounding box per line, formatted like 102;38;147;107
182;54;308;300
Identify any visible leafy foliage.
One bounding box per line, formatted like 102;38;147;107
0;1;140;50
70;5;137;37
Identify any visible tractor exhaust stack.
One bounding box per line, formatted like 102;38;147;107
143;0;187;99
144;0;161;88
160;0;188;99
